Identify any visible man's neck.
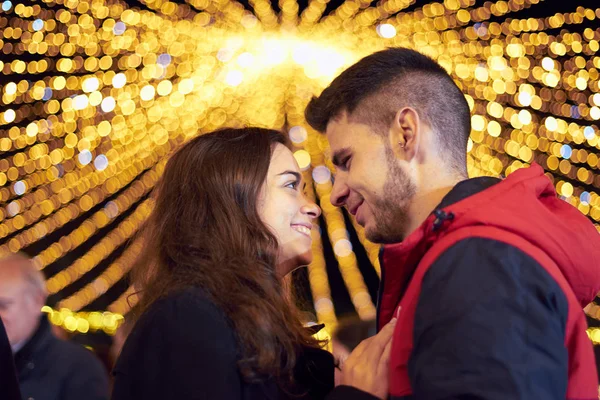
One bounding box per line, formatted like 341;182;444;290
12;318;42;355
11;340;26;354
404;180;464;239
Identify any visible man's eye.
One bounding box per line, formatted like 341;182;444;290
342;157;351;170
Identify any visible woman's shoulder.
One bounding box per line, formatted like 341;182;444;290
139;286;227;328
119;287;237;363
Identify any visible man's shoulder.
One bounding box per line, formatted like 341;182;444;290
46;335;104;368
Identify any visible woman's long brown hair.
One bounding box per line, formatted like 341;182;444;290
130;127;322;386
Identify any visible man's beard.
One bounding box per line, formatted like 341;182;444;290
365;148;416;244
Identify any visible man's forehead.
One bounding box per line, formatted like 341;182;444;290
0;261;27;283
0;274;24;296
325;113;353;148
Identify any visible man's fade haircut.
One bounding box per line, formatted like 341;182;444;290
305;47;471;174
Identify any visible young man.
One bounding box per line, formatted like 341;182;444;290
305;47;600;399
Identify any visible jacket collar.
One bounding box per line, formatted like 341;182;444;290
14;316;53;368
376;176;501;329
437;176;501;210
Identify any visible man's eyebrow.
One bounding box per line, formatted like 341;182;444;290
331;147;351;167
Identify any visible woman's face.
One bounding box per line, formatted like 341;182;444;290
258;144;321;276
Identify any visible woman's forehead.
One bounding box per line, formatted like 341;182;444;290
269;144;300;175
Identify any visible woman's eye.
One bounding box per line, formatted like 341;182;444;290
285;181;299;190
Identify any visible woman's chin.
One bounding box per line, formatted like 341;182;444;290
277;251;313;276
294;249;313;266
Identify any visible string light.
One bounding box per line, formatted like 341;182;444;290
41;305;124;336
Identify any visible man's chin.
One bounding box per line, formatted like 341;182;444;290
365;225;404;244
364;226;386;244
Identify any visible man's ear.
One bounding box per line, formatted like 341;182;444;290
387;107;421;161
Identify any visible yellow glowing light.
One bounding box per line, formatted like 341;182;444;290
576;77;587;91
489;56;507;71
140;85;156;101
545;117;558;131
53;76;66;90
561;182;574;198
591;107;600;121
592;93;600;107
225;70;244;87
237;52;255;68
89;91;103;106
77;318;90;334
333;239;353;257
475;66;489;82
544;72;559;87
101;96;116;112
178;78;194;94
518;92;532;107
542;57;555;71
112;73;127;88
73;95;89;110
64;315;77;332
293;150;311;171
505;44;524;58
5;82;17;95
471;115;486;131
293;44;311;65
377;24;397;39
156;80;173;96
3;109;15;123
82;77;100;93
98;121;112;137
593;329;600;344
26;122;39;137
264;41;287;65
518;109;532;125
487;121;501;137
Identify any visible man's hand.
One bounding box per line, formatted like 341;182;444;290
338;318;396;399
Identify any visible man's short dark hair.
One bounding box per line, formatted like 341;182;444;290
305;47;471;173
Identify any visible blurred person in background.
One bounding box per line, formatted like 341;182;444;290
112;128;394;400
0;253;109;400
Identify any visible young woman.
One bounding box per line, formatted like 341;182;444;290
112;128;334;399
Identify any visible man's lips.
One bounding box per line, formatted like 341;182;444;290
349;200;364;216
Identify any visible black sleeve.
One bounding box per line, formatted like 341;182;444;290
409;238;569;399
112;290;242;400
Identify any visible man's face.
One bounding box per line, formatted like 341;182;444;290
326;113;416;244
0;265;42;347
